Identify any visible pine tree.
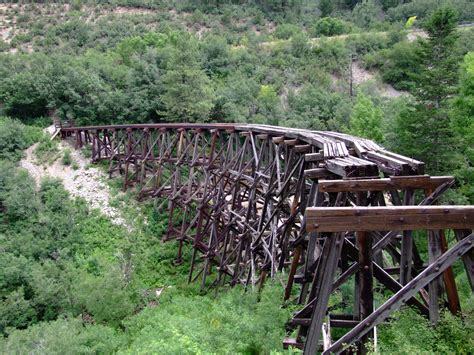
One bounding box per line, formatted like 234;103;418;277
395;6;459;173
451;52;474;202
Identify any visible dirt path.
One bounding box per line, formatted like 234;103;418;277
19;126;127;226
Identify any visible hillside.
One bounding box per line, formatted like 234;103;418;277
0;1;474;353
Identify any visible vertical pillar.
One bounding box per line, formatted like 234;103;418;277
428;230;442;325
356;230;374;354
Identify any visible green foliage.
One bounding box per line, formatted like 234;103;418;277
364;40;422;91
387;0;474;24
122;283;291;354
349;92;384;142
0;4;474;352
73;267;136;327
62;148;72;166
0;165;38;224
394;6;460;173
0;318;125;354
274;24;300;40
0;288;36;334
351;0;383;29
160;37;215;122
378;306;474;353
312;17;351;37
34;135;60;164
319;0;333;17
0;117;41;161
451;52;474;202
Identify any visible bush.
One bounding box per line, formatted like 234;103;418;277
122;283;291;354
0;117;37;161
312;17;352;37
73;268;136;327
274;23;300;40
62;148;72;166
387;0;474;23
378;306;474;353
0;318;125;354
378;41;422;91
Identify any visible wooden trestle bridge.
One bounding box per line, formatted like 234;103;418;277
59;122;474;354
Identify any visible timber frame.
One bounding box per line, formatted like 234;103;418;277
59;123;474;353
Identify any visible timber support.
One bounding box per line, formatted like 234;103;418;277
58;122;474;353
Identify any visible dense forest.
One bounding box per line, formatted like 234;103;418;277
0;0;473;353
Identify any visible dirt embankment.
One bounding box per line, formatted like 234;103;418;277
20;126;127;226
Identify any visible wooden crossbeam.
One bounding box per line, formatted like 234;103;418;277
306;206;474;232
318;176;454;192
324;232;474;354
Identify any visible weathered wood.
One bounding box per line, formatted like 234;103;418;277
318;176;454;193
357;230;373;354
307;206;474;232
304;233;344;354
59;122;472;353
324;233;474;354
304;152;324;162
455;229;474;291
440;230;461;315
304;168;331;179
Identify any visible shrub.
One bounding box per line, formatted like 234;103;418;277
312;17;351;37
0;117;35;161
62;148;72;166
0;318;125;353
122;283;291;354
274;23;300;40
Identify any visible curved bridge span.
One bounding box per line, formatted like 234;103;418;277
60;123;474;353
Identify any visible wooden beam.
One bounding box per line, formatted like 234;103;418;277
304;168;331;180
318;176;454;193
306;206;474;232
324;233;474;354
305;152;324;162
294;144;312;153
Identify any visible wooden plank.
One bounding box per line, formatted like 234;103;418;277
272;136;285;144
440;230;461;315
357;230;374;353
324;233;474;354
455;229;474;291
304;168;332;179
318;176;454;193
294;144;312;153
305;152;324;162
304;233;345;354
284;139;299;146
306;206;474;232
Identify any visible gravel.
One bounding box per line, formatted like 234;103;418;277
19;126;127;226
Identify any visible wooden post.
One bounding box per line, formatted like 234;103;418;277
357;230;373;354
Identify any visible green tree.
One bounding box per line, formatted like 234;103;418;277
349;92;384;142
319;0;334;17
451;52;474;202
161;37;215;122
394;6;459;173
